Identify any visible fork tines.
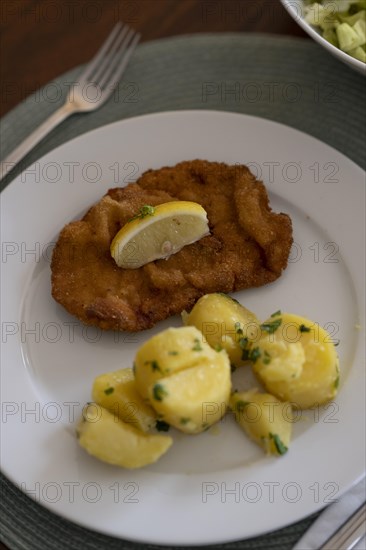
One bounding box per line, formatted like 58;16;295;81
80;22;140;90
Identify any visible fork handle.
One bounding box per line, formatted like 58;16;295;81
0;102;76;182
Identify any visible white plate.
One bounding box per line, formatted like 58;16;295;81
280;0;366;75
1;110;365;546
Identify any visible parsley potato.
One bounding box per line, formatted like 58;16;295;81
230;390;292;456
134;326;231;433
92;367;156;432
135;326;221;399
149;354;231;433
182;293;260;367
77;404;173;468
253;312;339;409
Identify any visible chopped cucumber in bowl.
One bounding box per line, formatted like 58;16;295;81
303;0;366;62
281;0;366;73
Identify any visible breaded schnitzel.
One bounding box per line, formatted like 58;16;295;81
51;160;293;331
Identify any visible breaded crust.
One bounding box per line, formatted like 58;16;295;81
51;160;293;331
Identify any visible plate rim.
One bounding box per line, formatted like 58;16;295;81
1;109;366;195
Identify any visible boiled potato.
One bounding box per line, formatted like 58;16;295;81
183;293;260;367
77;404;172;468
92;368;156;432
134;326;231;433
149;353;231;434
230;390;292;456
134;326;219;400
252;312;339;409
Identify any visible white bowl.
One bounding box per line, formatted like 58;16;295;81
281;0;366;75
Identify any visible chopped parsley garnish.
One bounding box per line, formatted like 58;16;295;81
239;337;249;350
235;322;243;335
153;383;168;401
248;347;261;363
240;337;251;361
145;360;162;373
269;433;288;455
215;344;223;352
263;350;271;365
104;387;114;395
151;360;161;372
168;350;179;356
239;338;262;363
299;324;311;333
260;318;282;335
235;400;250;412
155;420;170;432
334;365;340;389
271;310;281;317
129;204;155;222
192;338;203;351
180;417;190;425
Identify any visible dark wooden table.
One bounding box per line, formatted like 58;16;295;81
0;0;308;118
0;2;307;549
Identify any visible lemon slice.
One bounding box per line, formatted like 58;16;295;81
110;201;210;269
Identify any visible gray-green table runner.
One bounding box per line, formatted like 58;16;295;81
1;33;365;549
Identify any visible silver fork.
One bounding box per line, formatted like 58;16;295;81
0;22;140;181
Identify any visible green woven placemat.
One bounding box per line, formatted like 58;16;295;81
1;33;365;550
